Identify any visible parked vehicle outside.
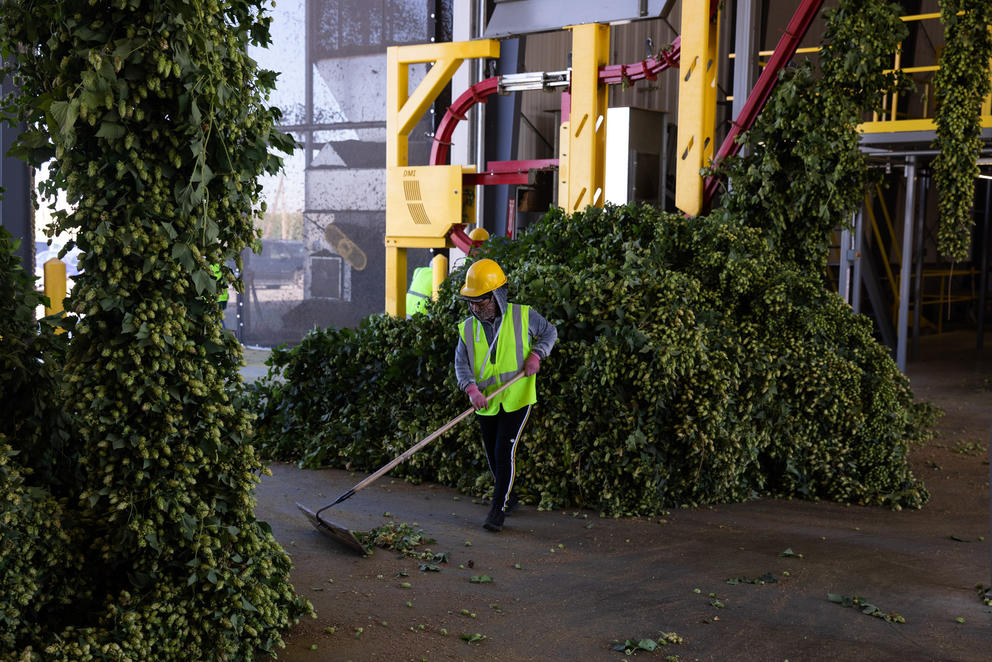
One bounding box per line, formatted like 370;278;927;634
245;239;305;289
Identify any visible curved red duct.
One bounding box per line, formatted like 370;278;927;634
429;76;500;167
429;39;682;168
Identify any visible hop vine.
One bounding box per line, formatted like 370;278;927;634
932;0;992;261
0;0;311;658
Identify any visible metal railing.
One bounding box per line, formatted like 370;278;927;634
732;12;992;134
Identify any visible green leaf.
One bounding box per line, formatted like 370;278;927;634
171;242;195;271
46;99;79;143
95;121;126;140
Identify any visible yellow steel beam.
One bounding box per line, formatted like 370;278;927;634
386;47;409;170
676;0;720;217
561;23;609;212
384;39;499;317
857;118;936;133
863;193;899;308
385;246;407;318
398;58;469;138
558;120;570;206
394;41;501;65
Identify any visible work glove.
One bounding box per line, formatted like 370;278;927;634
465;383;487;410
523;352;541;376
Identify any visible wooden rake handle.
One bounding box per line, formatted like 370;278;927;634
317;370;527;515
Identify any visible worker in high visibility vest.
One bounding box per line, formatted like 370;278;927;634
210;263;230;328
453;258;557;532
210;263;229;308
406;265;433;316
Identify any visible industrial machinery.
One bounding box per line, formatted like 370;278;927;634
383;0;824;318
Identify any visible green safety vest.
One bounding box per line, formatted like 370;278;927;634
210;264;229;302
406;266;433;315
460;303;537;415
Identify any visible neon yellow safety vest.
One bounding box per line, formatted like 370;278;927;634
460;303;537;415
406;266;433;315
210;263;229;302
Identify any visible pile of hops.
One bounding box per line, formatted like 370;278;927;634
251;201;934;514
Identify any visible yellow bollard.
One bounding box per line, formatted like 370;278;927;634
430;253;448;301
43;258;66;319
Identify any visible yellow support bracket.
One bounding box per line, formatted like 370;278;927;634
387;39;499;170
676;0;720;217
385;39;499;317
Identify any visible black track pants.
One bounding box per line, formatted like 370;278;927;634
477;404;532;512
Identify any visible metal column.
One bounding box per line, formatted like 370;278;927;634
484;38;524;237
732;0;759;123
838;214;855;304
896;156;917;373
852;206;864;313
911;166;929;360
0;61;32;276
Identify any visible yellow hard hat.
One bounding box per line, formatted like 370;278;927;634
468;227;490;242
460;258;506;299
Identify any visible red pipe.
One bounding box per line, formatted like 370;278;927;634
598;37;681;85
429;76;499;166
449;225;478;253
701;0;825;212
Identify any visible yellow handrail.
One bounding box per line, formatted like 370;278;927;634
730;11;991;130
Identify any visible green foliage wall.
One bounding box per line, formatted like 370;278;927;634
932;0;992;261
248;0;935;515
0;0;310;659
0;229;82;654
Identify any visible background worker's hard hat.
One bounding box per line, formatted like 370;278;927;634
460;258;506;298
468;227;490;242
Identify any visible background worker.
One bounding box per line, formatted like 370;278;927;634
453;258;557;532
406;264;433;316
210;262;229;328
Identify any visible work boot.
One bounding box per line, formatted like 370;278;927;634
490;492;519;515
483;506;505;532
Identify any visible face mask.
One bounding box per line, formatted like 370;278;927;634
468;295;496;320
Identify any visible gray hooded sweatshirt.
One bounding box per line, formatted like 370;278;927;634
453;284;558;392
